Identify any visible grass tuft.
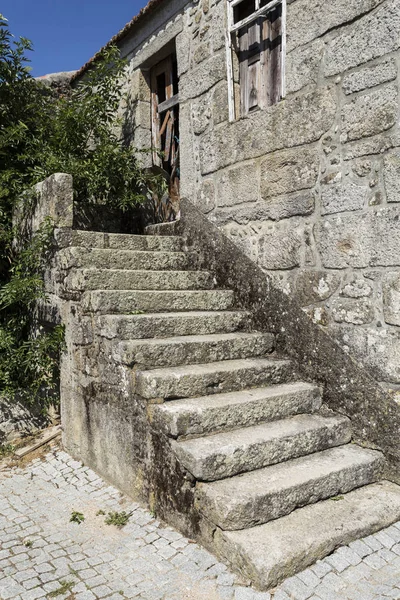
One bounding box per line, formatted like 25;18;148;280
104;511;132;528
70;511;85;524
48;580;74;597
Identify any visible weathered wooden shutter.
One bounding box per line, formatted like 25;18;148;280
239;18;261;114
238;2;282;116
261;4;282;107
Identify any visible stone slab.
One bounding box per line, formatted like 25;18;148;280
383;273;400;326
287;0;383;52
66;269;213;292
342;58;397;95
196;445;383;529
341;83;398;143
179;51;226;101
260;146;319;199
82;289;235;314
58;248;194;271
115;332;275;368
54;229;184;252
153;382;321;438
286;39;324;93
172;414;351;481
33;173;74;230
212;193;315;225
321;179;369;215
95;310;251;340
214;481;400;590
325;0;400;76
384;149;400;203
136;357;294;400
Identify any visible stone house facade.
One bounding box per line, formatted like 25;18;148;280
73;0;400;392
15;2;400;585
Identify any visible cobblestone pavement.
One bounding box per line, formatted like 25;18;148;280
1;447;400;600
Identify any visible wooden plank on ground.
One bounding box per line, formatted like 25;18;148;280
14;425;62;458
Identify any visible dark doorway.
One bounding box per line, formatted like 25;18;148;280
150;54;180;220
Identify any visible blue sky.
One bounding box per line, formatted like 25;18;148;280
2;0;148;77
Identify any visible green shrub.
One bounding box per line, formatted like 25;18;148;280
0;14;154;406
0;217;65;406
33;44;151;211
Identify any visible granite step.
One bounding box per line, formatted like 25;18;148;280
115;332;275;368
145;222;179;236
196;444;384;529
66;269;214;291
57;247;194;271
82;289;235;314
152;382;321;438
172;413;351;481
55;229;184;252
136;357;294;400
95;311;251;340
213;481;400;590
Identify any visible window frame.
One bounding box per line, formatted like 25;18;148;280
225;0;286;121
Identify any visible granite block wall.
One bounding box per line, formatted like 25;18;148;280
115;0;400;389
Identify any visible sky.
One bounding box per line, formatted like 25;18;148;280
2;0;149;77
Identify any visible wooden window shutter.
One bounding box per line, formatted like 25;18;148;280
238;2;283;116
239;19;262;114
260;4;283;108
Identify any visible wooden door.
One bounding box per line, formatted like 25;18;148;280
150;56;179;174
150;55;180;221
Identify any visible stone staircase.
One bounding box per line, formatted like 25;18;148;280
58;227;400;591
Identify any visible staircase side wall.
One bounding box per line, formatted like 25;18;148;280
13;177;198;534
59;307;199;534
179;198;400;482
47;238;198;529
59;314;152;502
11;174;150;505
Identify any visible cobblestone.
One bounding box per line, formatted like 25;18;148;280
0;449;400;599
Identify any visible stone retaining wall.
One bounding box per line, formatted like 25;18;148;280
0;397;49;444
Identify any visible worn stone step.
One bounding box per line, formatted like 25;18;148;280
82;289;235;314
196;445;384;530
66;269;214;292
136;357;294;400
95;311;251;340
145;222;179;236
214;481;400;590
57;247;194;271
55;229;183;252
152;382;321;438
115;332;275;369
172;414;351;481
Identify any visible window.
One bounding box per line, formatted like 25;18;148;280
226;0;286;120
